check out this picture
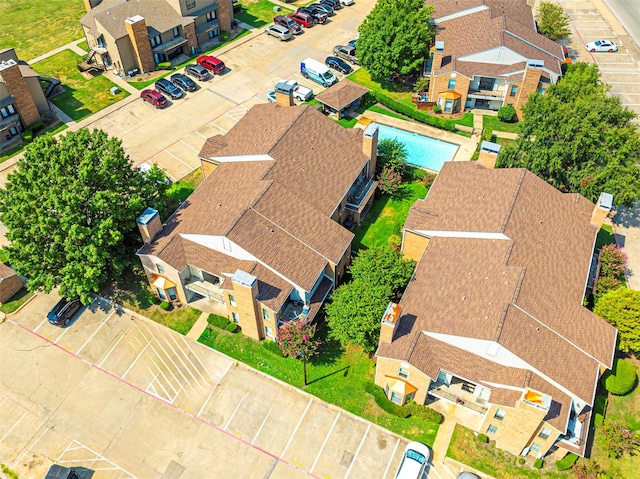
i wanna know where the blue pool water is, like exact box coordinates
[375,123,458,172]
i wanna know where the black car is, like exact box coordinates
[320,0,341,9]
[155,78,184,99]
[297,6,327,23]
[310,3,334,16]
[170,73,197,92]
[184,63,211,81]
[47,296,82,327]
[325,56,352,74]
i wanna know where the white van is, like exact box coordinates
[300,58,338,87]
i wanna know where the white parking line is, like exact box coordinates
[147,341,190,396]
[381,438,400,479]
[281,398,313,457]
[145,364,175,400]
[157,332,208,392]
[97,330,127,367]
[33,317,48,332]
[310,412,340,473]
[0,411,27,443]
[180,139,199,152]
[121,341,152,379]
[53,326,72,344]
[224,391,249,431]
[12,425,50,468]
[75,310,116,355]
[344,423,371,479]
[251,404,274,444]
[164,148,193,169]
[179,335,220,384]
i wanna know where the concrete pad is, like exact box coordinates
[211,113,244,134]
[343,426,406,479]
[149,150,194,181]
[164,140,202,169]
[600,72,640,83]
[101,108,144,134]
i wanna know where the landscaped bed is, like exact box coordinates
[32,50,129,122]
[199,320,440,446]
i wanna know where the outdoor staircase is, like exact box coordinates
[84,50,96,63]
[40,77,61,98]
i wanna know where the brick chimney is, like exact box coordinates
[217,0,234,32]
[137,207,162,244]
[379,302,401,343]
[274,81,294,107]
[125,15,156,74]
[0,59,41,128]
[231,269,263,340]
[591,192,613,229]
[362,122,378,176]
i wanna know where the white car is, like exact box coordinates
[275,79,314,102]
[340,0,355,5]
[394,441,431,479]
[585,40,618,52]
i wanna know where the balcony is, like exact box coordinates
[280,300,312,325]
[467,88,506,100]
[151,36,188,53]
[346,177,376,211]
[0,112,20,130]
[559,409,590,450]
[196,19,219,35]
[428,381,489,414]
[184,276,224,302]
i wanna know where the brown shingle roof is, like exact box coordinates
[0,263,15,278]
[384,162,616,408]
[315,79,369,111]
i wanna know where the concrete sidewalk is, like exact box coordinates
[186,312,211,340]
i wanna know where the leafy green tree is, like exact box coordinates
[497,63,640,207]
[594,288,640,353]
[377,167,402,195]
[350,247,415,294]
[599,419,640,458]
[377,138,408,177]
[357,0,434,78]
[0,128,168,303]
[277,319,321,385]
[535,2,571,41]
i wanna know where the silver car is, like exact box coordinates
[265,24,293,41]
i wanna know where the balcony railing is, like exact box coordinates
[0,112,20,130]
[467,88,506,99]
[346,177,376,209]
[151,36,188,53]
[184,276,224,302]
[559,410,591,447]
[429,385,488,414]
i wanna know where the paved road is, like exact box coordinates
[0,292,413,478]
[603,0,640,48]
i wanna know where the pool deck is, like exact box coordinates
[358,111,479,163]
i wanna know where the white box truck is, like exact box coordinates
[300,58,338,87]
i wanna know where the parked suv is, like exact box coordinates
[310,3,334,16]
[47,296,82,326]
[184,63,211,81]
[289,12,316,28]
[141,89,168,109]
[325,56,352,74]
[333,45,358,64]
[170,73,197,92]
[265,23,293,41]
[197,55,226,74]
[155,78,184,99]
[297,7,327,23]
[274,15,302,34]
[320,0,341,9]
[275,80,314,101]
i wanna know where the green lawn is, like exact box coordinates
[352,181,428,251]
[367,105,410,122]
[0,122,68,163]
[166,167,204,202]
[76,40,89,53]
[483,115,520,135]
[447,425,569,478]
[235,0,282,28]
[0,0,86,61]
[335,116,358,128]
[596,224,617,250]
[32,50,129,121]
[199,322,439,445]
[0,288,34,314]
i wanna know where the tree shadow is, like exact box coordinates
[311,319,345,367]
[305,365,350,386]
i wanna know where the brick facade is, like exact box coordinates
[0,271,23,304]
[217,0,233,32]
[229,275,264,340]
[0,61,41,127]
[513,67,543,119]
[125,16,156,74]
[402,231,429,263]
[183,22,198,56]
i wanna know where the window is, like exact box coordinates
[390,392,403,405]
[150,35,162,47]
[232,312,240,323]
[530,443,542,454]
[398,367,409,379]
[486,424,498,435]
[265,326,273,337]
[539,428,552,440]
[173,27,180,38]
[228,294,236,307]
[0,104,16,118]
[186,0,196,10]
[209,29,218,39]
[538,88,547,95]
[156,264,165,274]
[478,77,495,91]
[510,85,518,97]
[494,408,506,421]
[444,100,453,112]
[157,288,166,300]
[206,11,216,22]
[262,308,271,321]
[167,288,177,301]
[8,127,19,137]
[448,79,456,89]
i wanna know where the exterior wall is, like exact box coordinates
[375,356,433,405]
[229,279,264,341]
[125,17,155,74]
[513,67,543,119]
[480,401,548,456]
[258,303,277,339]
[526,422,561,458]
[428,72,471,108]
[0,274,23,304]
[217,0,233,32]
[402,230,430,263]
[184,23,199,56]
[139,254,189,305]
[0,63,41,127]
[24,76,49,113]
[114,36,138,74]
[334,248,351,285]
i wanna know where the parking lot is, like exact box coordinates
[0,292,411,478]
[81,1,373,181]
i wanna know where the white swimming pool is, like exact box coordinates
[376,123,459,172]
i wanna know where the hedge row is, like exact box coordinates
[207,313,240,334]
[602,358,637,395]
[555,452,578,471]
[370,90,457,132]
[364,382,410,418]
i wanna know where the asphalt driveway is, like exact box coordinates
[0,291,410,478]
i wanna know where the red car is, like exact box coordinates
[289,12,316,28]
[197,55,226,74]
[141,89,168,109]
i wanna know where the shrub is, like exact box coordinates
[482,127,494,142]
[263,339,283,356]
[602,358,637,395]
[498,105,516,122]
[364,382,410,418]
[518,458,526,465]
[599,419,640,458]
[207,313,230,329]
[378,167,402,195]
[159,301,170,310]
[148,294,159,305]
[595,274,620,297]
[432,105,442,114]
[535,2,571,41]
[477,433,488,443]
[221,31,229,41]
[30,121,44,132]
[21,130,33,142]
[534,458,544,469]
[157,61,172,70]
[405,400,443,424]
[572,461,604,479]
[599,244,627,278]
[225,322,238,333]
[370,90,457,132]
[422,172,436,189]
[413,76,430,93]
[556,452,578,471]
[388,234,402,251]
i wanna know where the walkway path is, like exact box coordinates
[27,38,87,65]
[186,312,211,340]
